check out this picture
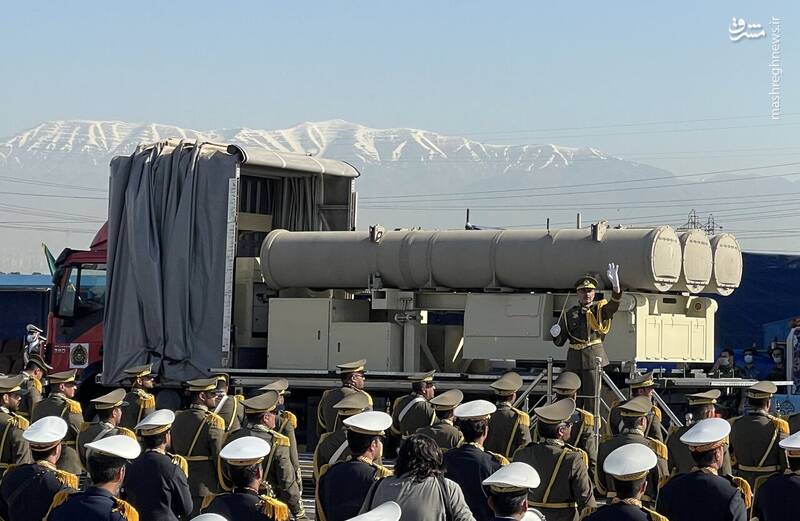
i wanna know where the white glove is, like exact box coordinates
[550,324,562,338]
[607,262,621,293]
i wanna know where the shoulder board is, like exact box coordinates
[235,394,245,402]
[360,389,374,406]
[729,475,753,509]
[281,410,298,429]
[170,453,189,477]
[137,392,155,410]
[318,462,332,479]
[511,407,530,427]
[118,427,137,440]
[45,489,74,519]
[392,396,403,410]
[578,506,597,520]
[643,506,668,521]
[647,438,669,460]
[200,493,219,511]
[12,414,29,430]
[205,412,225,430]
[373,463,394,479]
[112,497,139,521]
[658,470,676,491]
[65,398,82,415]
[260,495,290,521]
[53,469,79,489]
[31,378,42,393]
[577,408,595,427]
[272,431,290,447]
[79,421,92,433]
[488,451,510,465]
[770,415,789,434]
[566,443,589,467]
[652,405,662,421]
[4,464,17,476]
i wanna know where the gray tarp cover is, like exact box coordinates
[103,141,237,385]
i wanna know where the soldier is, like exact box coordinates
[512,398,595,521]
[485,372,531,459]
[665,389,732,475]
[76,388,137,467]
[728,381,789,490]
[124,409,193,521]
[0,417,77,521]
[391,370,436,437]
[788,411,800,434]
[596,396,668,507]
[0,374,31,478]
[313,392,372,479]
[550,371,600,478]
[224,391,306,520]
[482,462,544,521]
[444,400,508,521]
[31,369,82,474]
[171,377,225,516]
[317,411,393,521]
[202,436,288,521]
[415,389,464,451]
[46,434,141,521]
[260,379,300,490]
[550,264,623,410]
[214,373,245,432]
[318,359,373,435]
[752,430,800,521]
[607,371,664,443]
[582,444,666,521]
[657,418,749,521]
[119,364,156,431]
[18,353,51,419]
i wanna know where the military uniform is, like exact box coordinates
[391,371,437,437]
[583,500,666,521]
[444,443,507,521]
[30,393,82,475]
[552,274,622,410]
[0,405,31,478]
[123,449,193,521]
[260,379,302,487]
[0,460,77,521]
[751,470,800,521]
[77,421,136,467]
[657,468,747,521]
[484,372,531,459]
[119,363,157,431]
[18,371,43,419]
[416,418,463,451]
[313,391,373,480]
[666,423,732,476]
[45,487,138,521]
[318,359,372,435]
[788,412,800,434]
[214,374,246,432]
[551,372,602,479]
[202,488,285,521]
[729,397,789,489]
[317,457,392,521]
[606,372,664,443]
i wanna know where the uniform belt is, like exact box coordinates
[737,464,780,473]
[568,339,602,350]
[528,501,578,509]
[184,456,211,462]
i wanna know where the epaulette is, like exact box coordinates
[727,475,753,509]
[647,437,669,460]
[79,421,91,432]
[271,431,290,447]
[360,389,374,406]
[372,463,393,479]
[118,427,137,440]
[65,398,82,415]
[260,495,290,521]
[137,391,155,411]
[112,497,139,521]
[11,414,29,429]
[512,407,530,427]
[53,468,79,489]
[318,462,332,480]
[170,453,189,477]
[235,394,245,402]
[769,415,789,434]
[666,423,679,438]
[44,490,75,521]
[652,405,663,422]
[4,464,17,476]
[31,377,42,394]
[578,506,596,520]
[201,493,220,511]
[281,410,298,429]
[566,443,589,468]
[576,407,595,427]
[488,451,509,465]
[643,506,668,521]
[205,412,225,430]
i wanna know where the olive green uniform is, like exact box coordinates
[216,394,245,432]
[534,407,600,479]
[170,404,225,516]
[317,386,372,435]
[666,423,733,476]
[729,410,789,491]
[416,418,463,451]
[76,422,137,468]
[0,407,31,478]
[119,388,155,431]
[17,372,42,419]
[512,438,595,521]
[607,401,665,443]
[276,409,301,491]
[485,401,531,459]
[225,424,306,520]
[313,429,350,480]
[391,393,435,436]
[596,428,668,506]
[31,393,83,474]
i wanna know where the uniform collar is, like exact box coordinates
[611,497,643,507]
[190,404,209,412]
[692,466,718,476]
[356,455,375,465]
[543,438,565,447]
[85,486,115,498]
[251,424,270,433]
[37,460,58,470]
[442,419,454,426]
[53,392,66,400]
[146,448,166,455]
[234,487,260,496]
[465,442,485,451]
[621,428,645,437]
[0,406,9,414]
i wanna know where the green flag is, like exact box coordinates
[42,243,56,277]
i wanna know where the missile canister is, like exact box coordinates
[260,225,683,292]
[706,233,743,296]
[672,230,713,294]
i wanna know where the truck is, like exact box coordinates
[45,139,743,442]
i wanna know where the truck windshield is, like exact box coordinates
[56,264,107,318]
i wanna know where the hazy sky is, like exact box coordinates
[2,1,796,175]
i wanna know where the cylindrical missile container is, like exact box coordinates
[672,230,713,293]
[706,233,743,296]
[261,225,683,292]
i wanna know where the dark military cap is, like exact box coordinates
[626,371,655,389]
[0,374,27,394]
[409,370,435,383]
[185,377,218,392]
[28,354,53,372]
[552,372,581,393]
[333,392,371,415]
[618,396,652,417]
[747,380,778,399]
[687,389,721,406]
[490,372,523,394]
[91,388,128,410]
[534,398,576,425]
[337,359,366,374]
[575,276,598,290]
[429,389,464,411]
[259,378,289,394]
[242,391,280,414]
[48,369,77,385]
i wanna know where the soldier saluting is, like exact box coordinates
[550,263,623,411]
[485,372,531,459]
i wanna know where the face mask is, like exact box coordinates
[744,355,754,364]
[773,356,783,364]
[719,358,730,367]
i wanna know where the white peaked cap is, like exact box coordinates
[85,434,142,460]
[343,411,393,436]
[482,461,541,490]
[603,443,657,478]
[522,509,545,521]
[779,430,800,452]
[190,515,228,521]
[135,409,176,435]
[453,399,497,420]
[23,416,68,447]
[680,418,731,451]
[219,436,271,466]
[345,501,402,521]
